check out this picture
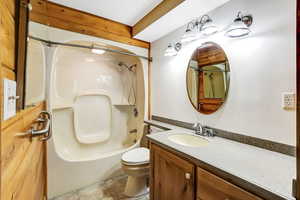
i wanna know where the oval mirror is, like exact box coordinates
[186,42,230,114]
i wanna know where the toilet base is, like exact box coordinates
[124,175,149,197]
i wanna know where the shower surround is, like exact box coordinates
[32,23,149,198]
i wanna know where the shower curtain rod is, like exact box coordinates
[29,35,152,62]
[190,66,229,72]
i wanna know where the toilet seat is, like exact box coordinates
[122,147,149,165]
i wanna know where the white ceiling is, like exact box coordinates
[48,0,229,43]
[48,0,163,26]
[134,0,230,42]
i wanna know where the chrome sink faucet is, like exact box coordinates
[193,123,215,137]
[193,123,203,135]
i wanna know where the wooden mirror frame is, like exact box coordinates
[186,42,230,114]
[15,0,30,111]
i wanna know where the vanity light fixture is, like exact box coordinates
[199,15,218,36]
[164,42,182,57]
[181,15,218,43]
[91,45,105,55]
[168,12,253,57]
[181,21,198,43]
[225,11,253,38]
[164,43,177,56]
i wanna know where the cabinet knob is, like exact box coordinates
[185,173,191,180]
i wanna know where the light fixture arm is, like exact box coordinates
[236,11,243,19]
[199,15,212,25]
[174,42,182,52]
[236,11,253,27]
[196,15,214,32]
[186,20,197,31]
[185,15,213,32]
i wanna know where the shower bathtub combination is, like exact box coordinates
[46,40,146,198]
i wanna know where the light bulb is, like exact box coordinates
[181,28,198,43]
[91,48,105,55]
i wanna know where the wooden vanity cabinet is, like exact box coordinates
[150,144,195,200]
[197,167,263,200]
[150,143,263,200]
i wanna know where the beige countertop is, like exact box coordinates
[145,120,296,200]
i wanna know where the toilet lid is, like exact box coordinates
[122,147,149,165]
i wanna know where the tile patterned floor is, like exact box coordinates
[50,175,149,200]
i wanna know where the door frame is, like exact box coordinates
[297,0,300,199]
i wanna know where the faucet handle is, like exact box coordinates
[193,123,197,129]
[193,123,203,135]
[193,122,201,129]
[203,126,215,137]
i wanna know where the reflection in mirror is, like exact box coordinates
[25,19,49,107]
[186,42,230,114]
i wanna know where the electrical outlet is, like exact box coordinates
[282,92,295,110]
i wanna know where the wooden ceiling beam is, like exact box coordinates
[30,0,150,49]
[132,0,185,37]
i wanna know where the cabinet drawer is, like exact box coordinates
[197,167,262,200]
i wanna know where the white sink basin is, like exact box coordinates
[168,134,209,147]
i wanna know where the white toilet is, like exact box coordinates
[121,147,150,197]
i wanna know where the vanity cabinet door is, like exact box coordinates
[197,167,263,200]
[150,144,195,200]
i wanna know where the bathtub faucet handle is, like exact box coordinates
[129,129,137,134]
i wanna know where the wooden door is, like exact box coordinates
[150,144,195,200]
[1,103,47,200]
